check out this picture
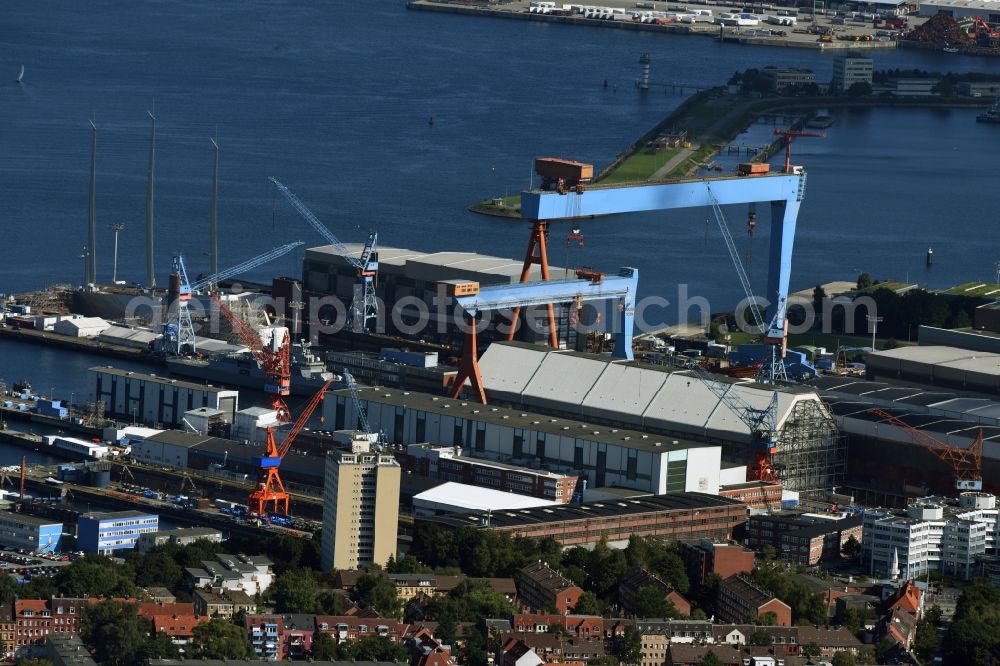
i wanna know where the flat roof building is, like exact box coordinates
[412,482,558,517]
[77,510,158,555]
[91,366,238,427]
[405,443,581,503]
[417,492,748,548]
[0,512,63,554]
[322,440,400,571]
[326,386,724,497]
[473,342,844,492]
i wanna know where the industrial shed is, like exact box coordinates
[473,342,844,492]
[866,345,1000,396]
[97,326,162,350]
[918,0,1000,21]
[53,317,110,338]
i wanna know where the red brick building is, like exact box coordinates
[679,541,756,587]
[511,614,604,640]
[617,568,692,617]
[421,494,748,548]
[13,597,88,657]
[719,481,784,511]
[746,512,862,566]
[716,576,792,626]
[516,563,583,614]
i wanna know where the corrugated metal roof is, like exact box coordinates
[477,343,822,441]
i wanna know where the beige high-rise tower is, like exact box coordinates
[321,436,400,571]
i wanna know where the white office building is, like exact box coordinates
[863,492,999,580]
[832,55,874,92]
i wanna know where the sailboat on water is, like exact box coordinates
[15,66,24,84]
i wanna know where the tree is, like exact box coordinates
[754,612,778,626]
[130,549,184,590]
[802,643,821,658]
[698,651,724,666]
[343,635,409,662]
[690,608,708,620]
[573,591,602,615]
[856,272,872,291]
[944,577,1000,665]
[846,82,872,97]
[191,619,253,660]
[270,569,318,613]
[310,632,339,661]
[352,573,402,618]
[616,625,643,666]
[80,600,149,666]
[142,633,180,661]
[840,535,861,559]
[914,618,940,660]
[55,557,138,598]
[762,545,777,561]
[632,586,679,619]
[748,630,773,646]
[812,284,827,318]
[318,589,349,615]
[831,651,856,666]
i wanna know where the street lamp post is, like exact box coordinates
[867,314,884,351]
[108,223,125,283]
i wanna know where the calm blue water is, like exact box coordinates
[2,1,1000,401]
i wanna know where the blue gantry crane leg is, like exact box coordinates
[449,267,639,404]
[519,172,806,379]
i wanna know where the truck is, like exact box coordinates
[737,162,769,176]
[534,157,594,193]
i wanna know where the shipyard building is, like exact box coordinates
[325,387,726,496]
[471,342,844,493]
[808,375,1000,500]
[91,367,238,428]
[301,244,581,348]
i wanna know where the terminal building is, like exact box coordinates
[91,366,238,428]
[0,511,63,553]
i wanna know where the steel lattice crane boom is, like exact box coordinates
[687,365,780,483]
[269,177,379,333]
[705,184,787,383]
[871,408,984,491]
[249,377,335,516]
[343,369,377,444]
[212,293,292,422]
[169,241,304,355]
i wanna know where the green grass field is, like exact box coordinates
[942,282,1000,297]
[599,147,683,185]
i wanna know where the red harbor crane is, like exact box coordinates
[773,128,824,174]
[871,408,984,491]
[249,377,335,516]
[213,294,292,423]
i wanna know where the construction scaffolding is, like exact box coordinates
[772,398,846,493]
